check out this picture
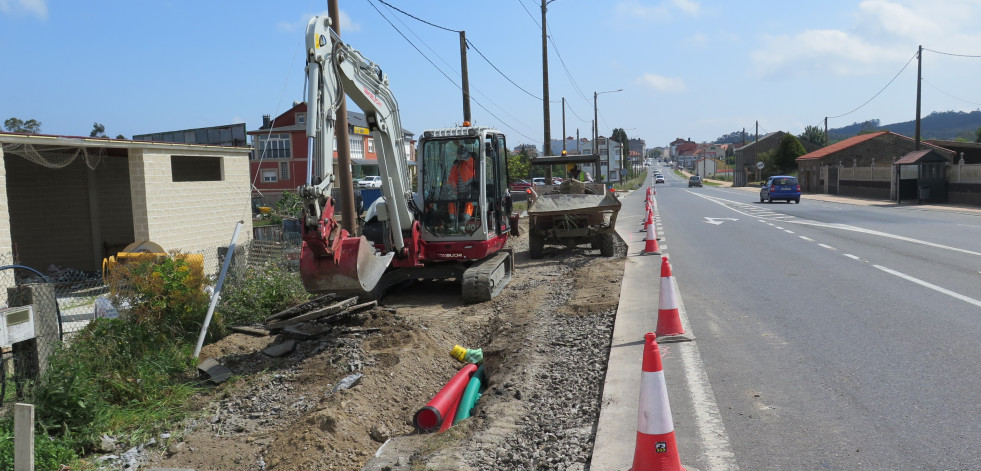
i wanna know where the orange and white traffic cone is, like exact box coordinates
[656,257,684,336]
[643,219,660,254]
[643,209,654,231]
[630,333,684,471]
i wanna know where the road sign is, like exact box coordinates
[756,161,764,169]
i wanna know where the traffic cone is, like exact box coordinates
[642,209,654,232]
[630,333,684,471]
[656,257,684,336]
[646,186,652,198]
[643,220,660,254]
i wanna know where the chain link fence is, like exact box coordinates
[1,236,303,406]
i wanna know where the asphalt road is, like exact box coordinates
[651,169,981,469]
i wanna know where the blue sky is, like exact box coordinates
[2,0,980,150]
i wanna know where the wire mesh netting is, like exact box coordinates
[0,237,302,407]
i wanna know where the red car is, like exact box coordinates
[509,179,533,192]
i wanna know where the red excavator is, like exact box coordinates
[297,16,517,304]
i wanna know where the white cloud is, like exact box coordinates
[0,0,48,20]
[637,73,686,92]
[750,0,981,79]
[277,10,360,34]
[614,0,701,21]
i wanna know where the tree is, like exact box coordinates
[975,126,981,143]
[774,134,806,173]
[611,128,630,177]
[116,134,127,140]
[90,122,107,138]
[799,125,825,147]
[4,117,42,134]
[507,149,529,182]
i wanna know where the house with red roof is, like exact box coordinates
[796,131,954,201]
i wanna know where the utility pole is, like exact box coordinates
[824,117,828,146]
[460,31,471,124]
[541,0,553,183]
[329,0,356,234]
[915,44,923,150]
[755,121,760,182]
[562,97,567,152]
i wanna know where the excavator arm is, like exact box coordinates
[298,16,413,295]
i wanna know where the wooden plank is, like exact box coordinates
[15,403,34,471]
[264,294,337,323]
[228,325,271,336]
[265,297,358,330]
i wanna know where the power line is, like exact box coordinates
[365,0,540,142]
[827,49,918,120]
[375,0,458,33]
[466,39,543,100]
[922,77,981,107]
[923,48,981,58]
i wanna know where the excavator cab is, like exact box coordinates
[418,128,511,242]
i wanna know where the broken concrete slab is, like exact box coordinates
[262,340,297,357]
[197,358,233,385]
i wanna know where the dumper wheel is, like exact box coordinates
[529,234,544,259]
[599,232,616,257]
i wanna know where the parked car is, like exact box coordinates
[760,175,801,203]
[509,179,533,192]
[531,177,545,186]
[356,175,382,189]
[655,175,665,184]
[688,176,703,187]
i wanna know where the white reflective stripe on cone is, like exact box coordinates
[637,369,674,435]
[659,276,677,310]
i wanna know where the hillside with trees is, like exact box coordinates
[828,110,981,142]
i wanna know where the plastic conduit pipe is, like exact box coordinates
[453,364,486,425]
[413,363,478,433]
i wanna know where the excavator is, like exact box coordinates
[297,16,516,304]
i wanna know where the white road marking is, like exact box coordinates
[819,244,837,250]
[844,254,860,260]
[874,265,981,308]
[674,282,739,469]
[799,236,814,241]
[783,230,795,234]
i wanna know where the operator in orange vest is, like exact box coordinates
[447,145,476,227]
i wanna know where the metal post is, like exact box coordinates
[194,221,244,359]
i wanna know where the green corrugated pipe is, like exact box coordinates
[453,364,486,425]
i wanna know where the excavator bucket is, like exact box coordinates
[300,236,394,297]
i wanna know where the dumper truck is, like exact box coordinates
[524,154,621,258]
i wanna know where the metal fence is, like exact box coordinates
[1,237,303,406]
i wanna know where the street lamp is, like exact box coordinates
[593,88,622,182]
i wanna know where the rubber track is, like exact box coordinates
[461,249,513,304]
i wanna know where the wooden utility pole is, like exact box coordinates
[460,31,471,123]
[562,97,567,152]
[329,0,356,233]
[915,44,923,150]
[541,0,553,183]
[824,117,828,146]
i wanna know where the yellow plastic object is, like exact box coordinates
[259,206,272,214]
[450,345,484,364]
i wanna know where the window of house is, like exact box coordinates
[257,133,291,159]
[296,113,306,125]
[367,137,375,154]
[280,161,290,180]
[349,136,364,158]
[171,156,223,182]
[262,169,277,182]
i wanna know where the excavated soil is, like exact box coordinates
[135,216,626,471]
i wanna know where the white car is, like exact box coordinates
[655,175,665,184]
[357,175,382,188]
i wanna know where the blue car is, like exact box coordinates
[760,175,801,203]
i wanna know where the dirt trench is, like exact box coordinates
[139,219,625,471]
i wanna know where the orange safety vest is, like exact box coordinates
[448,158,476,193]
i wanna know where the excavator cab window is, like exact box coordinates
[420,137,483,237]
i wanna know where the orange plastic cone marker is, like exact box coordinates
[643,219,661,254]
[630,333,684,471]
[656,257,684,336]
